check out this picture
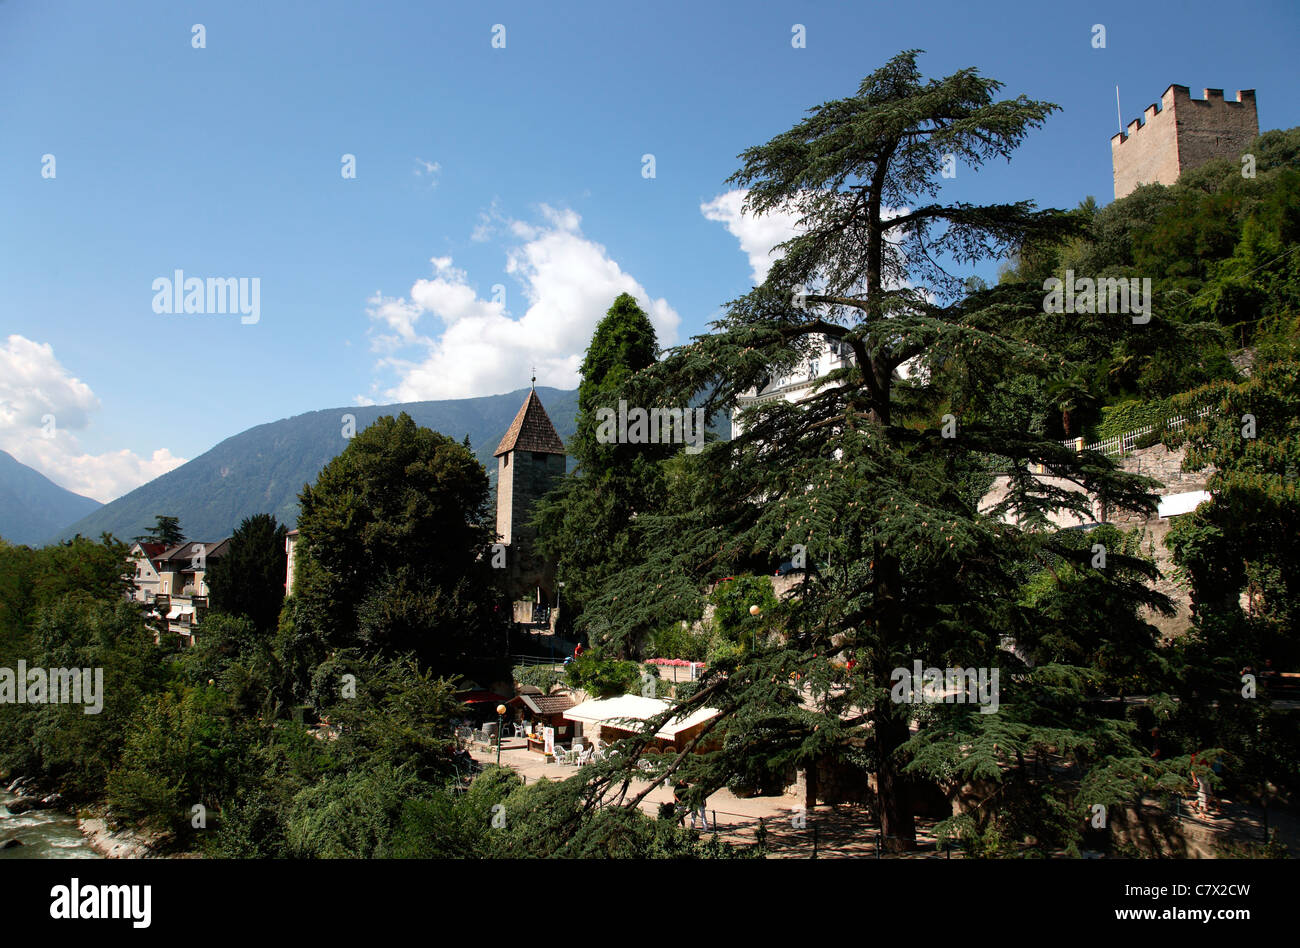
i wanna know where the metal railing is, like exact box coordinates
[509,654,564,667]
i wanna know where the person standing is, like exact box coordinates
[671,782,687,826]
[692,797,710,831]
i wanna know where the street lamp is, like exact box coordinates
[749,604,761,652]
[496,703,507,766]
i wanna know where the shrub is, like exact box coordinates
[565,651,642,698]
[647,621,709,662]
[513,664,565,693]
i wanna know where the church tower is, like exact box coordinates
[494,385,566,605]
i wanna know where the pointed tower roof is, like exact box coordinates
[494,389,566,457]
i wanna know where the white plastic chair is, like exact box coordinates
[577,747,593,767]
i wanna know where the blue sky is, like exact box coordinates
[2,0,1297,501]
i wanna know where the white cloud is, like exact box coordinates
[365,206,681,401]
[700,190,804,284]
[0,335,186,503]
[414,158,442,186]
[471,199,505,243]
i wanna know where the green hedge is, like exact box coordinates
[512,664,565,693]
[1090,398,1169,442]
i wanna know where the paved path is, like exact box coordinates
[466,738,954,857]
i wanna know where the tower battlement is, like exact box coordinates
[1110,84,1258,199]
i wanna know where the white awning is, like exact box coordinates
[563,695,720,740]
[1158,490,1211,518]
[166,606,183,619]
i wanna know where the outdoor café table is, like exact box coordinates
[527,735,546,754]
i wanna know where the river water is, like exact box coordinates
[0,790,101,859]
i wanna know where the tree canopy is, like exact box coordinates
[206,513,287,634]
[533,293,671,627]
[574,50,1173,851]
[133,515,185,547]
[291,412,502,682]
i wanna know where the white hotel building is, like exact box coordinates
[730,334,858,439]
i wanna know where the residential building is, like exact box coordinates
[125,541,167,603]
[730,333,856,439]
[137,538,230,647]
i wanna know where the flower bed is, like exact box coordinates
[644,658,705,668]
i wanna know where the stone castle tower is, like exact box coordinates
[1111,85,1258,199]
[494,386,566,606]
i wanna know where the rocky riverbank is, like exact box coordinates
[76,816,165,859]
[2,774,163,859]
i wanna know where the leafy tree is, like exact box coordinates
[293,413,500,678]
[285,764,426,858]
[207,719,335,857]
[0,534,132,647]
[206,513,288,634]
[580,50,1169,850]
[178,612,280,717]
[317,653,462,784]
[566,651,643,698]
[107,684,261,832]
[1155,361,1300,805]
[1166,362,1300,666]
[1189,168,1300,346]
[0,596,169,801]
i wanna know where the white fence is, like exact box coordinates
[1061,407,1212,459]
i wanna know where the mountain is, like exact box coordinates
[0,449,103,546]
[52,387,581,544]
